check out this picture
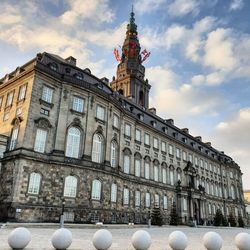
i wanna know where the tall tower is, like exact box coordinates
[111,9,151,109]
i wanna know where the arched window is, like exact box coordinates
[206,181,210,195]
[154,165,159,182]
[154,194,160,207]
[92,134,104,163]
[123,155,130,174]
[92,180,101,200]
[224,185,228,198]
[135,190,140,207]
[145,192,151,208]
[110,141,118,167]
[111,183,117,202]
[162,168,167,184]
[163,196,168,209]
[28,172,41,194]
[170,168,174,185]
[64,176,77,197]
[144,161,150,179]
[231,185,236,199]
[65,127,81,158]
[211,183,214,196]
[34,128,47,153]
[135,158,141,177]
[9,127,19,150]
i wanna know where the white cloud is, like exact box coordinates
[213,107,250,189]
[134,0,166,15]
[229,0,244,11]
[168,0,200,17]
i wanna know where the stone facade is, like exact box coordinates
[0,12,246,224]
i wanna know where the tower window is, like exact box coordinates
[139,90,144,106]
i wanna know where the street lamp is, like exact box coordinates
[60,199,65,228]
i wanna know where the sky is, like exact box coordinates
[0,0,250,189]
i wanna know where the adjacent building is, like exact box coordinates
[0,11,246,224]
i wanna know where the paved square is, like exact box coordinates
[0,225,249,250]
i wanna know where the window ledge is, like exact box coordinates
[112,125,119,131]
[124,134,131,140]
[39,98,54,108]
[4,105,12,111]
[70,109,85,116]
[134,140,141,145]
[16,98,25,105]
[95,117,106,125]
[153,147,159,152]
[144,144,150,148]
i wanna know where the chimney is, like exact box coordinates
[195,136,202,141]
[101,77,109,85]
[65,56,76,66]
[148,107,156,115]
[182,128,189,133]
[165,119,174,125]
[205,142,212,147]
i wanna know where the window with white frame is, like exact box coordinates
[206,182,210,195]
[163,196,168,209]
[231,185,235,199]
[9,127,19,150]
[111,183,117,202]
[65,127,81,158]
[154,194,160,207]
[92,133,103,163]
[92,180,101,200]
[110,141,117,167]
[235,207,238,216]
[113,114,119,128]
[177,171,181,181]
[144,162,150,179]
[162,168,167,184]
[154,165,159,182]
[145,193,151,208]
[144,133,150,145]
[200,159,204,168]
[123,155,130,174]
[153,137,159,149]
[183,151,187,161]
[64,176,77,197]
[230,171,233,178]
[183,197,187,211]
[213,204,216,215]
[6,91,14,107]
[224,186,228,198]
[28,172,41,194]
[170,169,174,185]
[18,84,27,101]
[226,206,229,215]
[196,177,200,189]
[123,188,129,205]
[135,129,141,142]
[208,203,212,214]
[135,159,141,177]
[124,123,131,137]
[72,96,84,113]
[34,128,47,153]
[176,148,181,159]
[161,141,166,152]
[210,164,213,171]
[215,185,218,196]
[169,144,174,155]
[189,154,193,163]
[135,190,140,207]
[96,105,105,121]
[211,183,214,195]
[214,165,217,174]
[195,157,198,166]
[42,86,53,103]
[204,161,208,170]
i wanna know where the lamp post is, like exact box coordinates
[60,199,65,228]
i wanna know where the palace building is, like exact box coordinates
[0,11,246,224]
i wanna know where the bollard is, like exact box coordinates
[51,228,72,250]
[132,230,152,250]
[203,231,223,250]
[235,232,250,250]
[8,227,31,249]
[92,229,112,250]
[168,231,188,250]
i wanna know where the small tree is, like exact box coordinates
[170,202,179,226]
[222,216,229,226]
[238,215,244,228]
[213,209,223,226]
[151,206,163,226]
[228,213,236,227]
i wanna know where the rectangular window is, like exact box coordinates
[42,86,53,103]
[153,137,159,149]
[183,197,187,211]
[135,191,140,207]
[195,157,198,166]
[40,108,50,116]
[183,151,187,161]
[176,148,181,159]
[189,154,193,163]
[154,194,160,207]
[169,144,174,155]
[34,129,47,153]
[72,96,84,113]
[144,133,150,145]
[124,155,130,174]
[123,188,129,205]
[145,193,151,208]
[163,196,168,209]
[135,159,141,177]
[16,107,22,116]
[135,129,141,142]
[200,159,204,168]
[230,171,233,178]
[204,161,208,170]
[154,165,159,181]
[111,184,117,202]
[162,168,167,184]
[144,162,150,179]
[124,123,131,137]
[3,112,9,121]
[6,91,14,107]
[161,141,166,152]
[9,128,19,150]
[18,84,27,101]
[113,114,119,128]
[96,105,105,120]
[214,165,217,174]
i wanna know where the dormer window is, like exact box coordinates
[137,113,144,121]
[65,68,71,74]
[151,120,156,128]
[190,142,195,147]
[173,132,178,138]
[162,127,168,134]
[75,73,84,80]
[182,137,187,143]
[198,146,202,151]
[49,63,58,71]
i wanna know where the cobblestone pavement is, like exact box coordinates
[0,225,249,250]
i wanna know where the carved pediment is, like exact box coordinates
[34,117,52,129]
